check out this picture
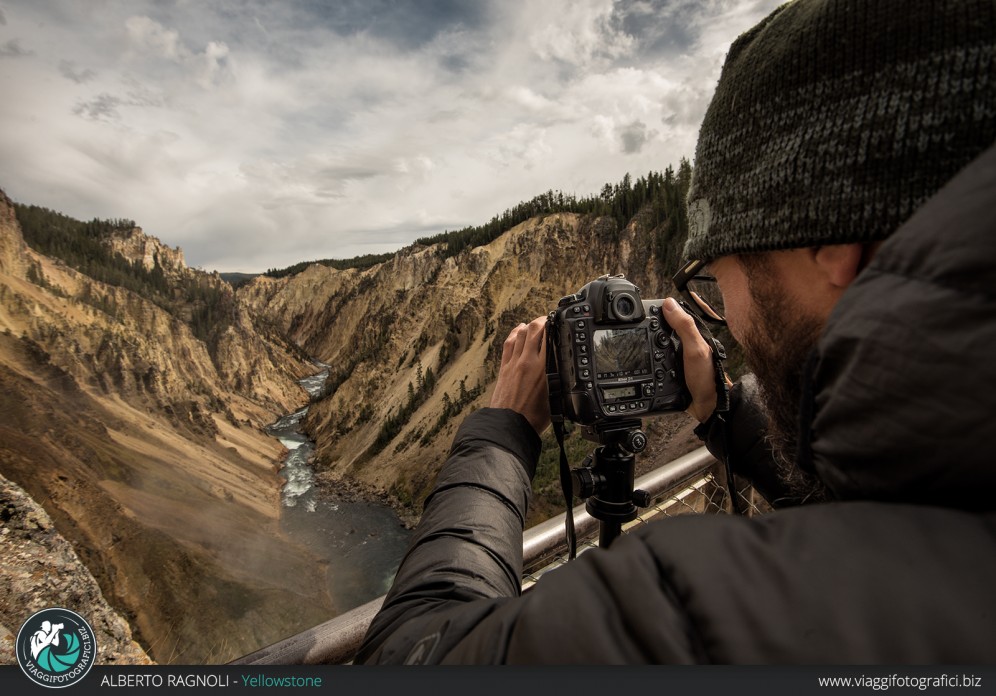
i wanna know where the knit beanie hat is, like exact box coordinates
[683,0,996,263]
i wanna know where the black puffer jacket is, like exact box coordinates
[357,146,996,664]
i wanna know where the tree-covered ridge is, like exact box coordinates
[14,203,233,345]
[14,205,161,292]
[417,161,693,260]
[263,252,396,279]
[219,272,260,288]
[263,160,693,279]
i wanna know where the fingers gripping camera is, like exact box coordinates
[547,275,693,426]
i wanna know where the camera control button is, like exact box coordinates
[572,306,582,314]
[580,369,590,379]
[577,332,587,341]
[649,318,660,331]
[576,320,586,329]
[654,332,669,348]
[579,357,590,366]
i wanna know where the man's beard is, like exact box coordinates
[739,258,831,504]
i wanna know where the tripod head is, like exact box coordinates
[579,418,648,451]
[571,419,653,549]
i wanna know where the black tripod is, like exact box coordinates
[571,419,652,549]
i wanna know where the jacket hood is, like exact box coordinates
[803,143,996,510]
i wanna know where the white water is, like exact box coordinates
[265,360,412,610]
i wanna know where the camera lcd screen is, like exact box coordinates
[593,328,650,376]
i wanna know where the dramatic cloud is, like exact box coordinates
[58,60,97,84]
[620,120,658,154]
[0,38,30,57]
[0,0,783,272]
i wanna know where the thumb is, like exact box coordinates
[663,298,705,349]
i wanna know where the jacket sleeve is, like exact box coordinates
[356,407,541,664]
[694,377,809,508]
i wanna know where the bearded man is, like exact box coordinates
[359,0,996,664]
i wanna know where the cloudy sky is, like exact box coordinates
[0,0,783,272]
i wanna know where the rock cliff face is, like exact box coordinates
[242,211,702,520]
[0,190,26,278]
[0,190,330,663]
[105,227,186,275]
[0,474,151,665]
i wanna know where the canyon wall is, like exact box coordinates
[242,211,702,523]
[0,190,330,663]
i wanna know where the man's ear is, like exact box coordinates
[814,243,865,289]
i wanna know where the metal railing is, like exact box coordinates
[232,446,762,666]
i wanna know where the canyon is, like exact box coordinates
[0,172,710,663]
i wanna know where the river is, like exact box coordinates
[266,362,412,616]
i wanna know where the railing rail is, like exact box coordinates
[231,446,724,666]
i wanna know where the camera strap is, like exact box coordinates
[682,306,744,515]
[675,302,743,514]
[545,316,578,561]
[678,299,731,415]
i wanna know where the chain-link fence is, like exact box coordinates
[522,453,769,588]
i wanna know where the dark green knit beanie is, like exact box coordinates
[683,0,996,263]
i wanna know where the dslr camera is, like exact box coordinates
[547,275,691,428]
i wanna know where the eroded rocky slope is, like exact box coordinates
[242,211,704,523]
[0,189,331,663]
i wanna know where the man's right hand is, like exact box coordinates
[490,316,551,435]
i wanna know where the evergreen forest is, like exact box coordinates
[14,204,234,345]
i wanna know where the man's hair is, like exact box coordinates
[683,0,996,263]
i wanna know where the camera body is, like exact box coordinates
[548,275,690,426]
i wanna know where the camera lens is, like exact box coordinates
[613,294,636,319]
